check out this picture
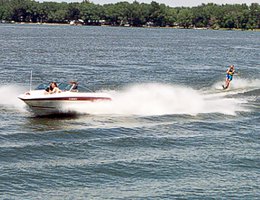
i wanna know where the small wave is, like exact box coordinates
[63,83,248,116]
[232,45,259,50]
[240,88,260,96]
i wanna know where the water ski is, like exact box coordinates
[222,85,228,90]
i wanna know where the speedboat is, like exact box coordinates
[18,82,112,116]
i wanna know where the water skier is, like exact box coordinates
[223,65,235,89]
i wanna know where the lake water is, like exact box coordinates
[0,24,259,199]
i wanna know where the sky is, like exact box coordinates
[52,0,259,7]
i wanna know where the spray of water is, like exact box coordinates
[212,78,260,91]
[65,83,248,116]
[0,85,26,111]
[1,81,255,116]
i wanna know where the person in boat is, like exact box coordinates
[70,81,78,92]
[45,82,61,94]
[223,65,235,89]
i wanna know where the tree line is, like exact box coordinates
[0,0,260,30]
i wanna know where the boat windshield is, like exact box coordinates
[58,83,72,91]
[35,83,49,90]
[34,82,91,92]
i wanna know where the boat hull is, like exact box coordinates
[18,91,111,116]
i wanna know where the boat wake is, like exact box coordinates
[64,82,252,116]
[211,78,260,92]
[1,79,258,117]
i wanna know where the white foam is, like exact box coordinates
[64,83,248,116]
[0,85,27,111]
[231,78,260,90]
[213,78,260,91]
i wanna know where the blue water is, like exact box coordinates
[0,24,259,199]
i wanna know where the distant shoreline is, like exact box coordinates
[1,1,259,31]
[2,22,260,32]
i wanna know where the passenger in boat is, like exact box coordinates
[45,82,61,94]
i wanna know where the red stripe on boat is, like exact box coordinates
[23,97,111,101]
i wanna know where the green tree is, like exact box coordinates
[248,3,260,29]
[164,7,177,26]
[67,2,81,21]
[146,1,167,26]
[0,0,13,21]
[177,8,193,28]
[80,2,104,23]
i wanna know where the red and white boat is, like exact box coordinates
[18,82,111,116]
